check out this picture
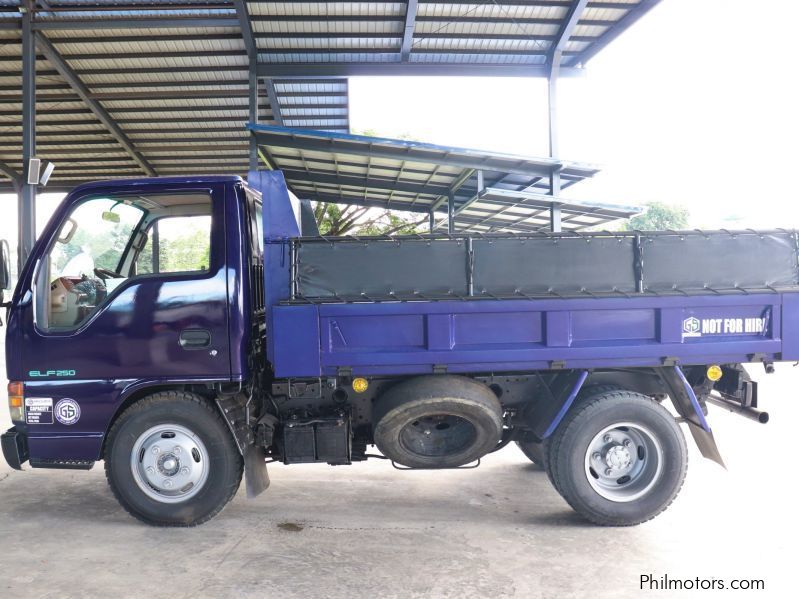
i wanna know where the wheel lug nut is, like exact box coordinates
[592,452,601,460]
[173,447,181,454]
[623,439,632,447]
[151,446,160,454]
[163,479,173,488]
[180,467,189,475]
[146,467,155,475]
[603,435,612,443]
[605,468,613,476]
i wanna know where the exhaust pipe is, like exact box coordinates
[706,394,769,424]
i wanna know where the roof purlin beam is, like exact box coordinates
[257,63,582,78]
[0,161,21,191]
[548,0,589,63]
[252,131,564,178]
[264,80,283,125]
[33,33,156,176]
[400,0,419,61]
[283,169,450,197]
[32,17,238,31]
[232,0,256,60]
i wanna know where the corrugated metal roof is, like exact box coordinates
[249,123,638,233]
[0,1,660,192]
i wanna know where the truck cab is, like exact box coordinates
[3,176,261,469]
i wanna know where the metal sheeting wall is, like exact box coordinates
[291,230,799,301]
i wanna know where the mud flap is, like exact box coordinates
[656,366,725,468]
[244,445,270,498]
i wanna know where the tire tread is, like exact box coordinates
[548,389,688,526]
[104,390,243,527]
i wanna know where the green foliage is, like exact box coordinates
[313,202,426,236]
[137,217,211,274]
[159,228,210,272]
[626,202,690,231]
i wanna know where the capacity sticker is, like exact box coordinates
[25,397,53,425]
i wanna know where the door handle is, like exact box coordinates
[179,329,211,350]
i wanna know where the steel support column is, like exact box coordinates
[447,191,455,234]
[547,49,562,233]
[249,64,259,170]
[235,0,263,170]
[428,210,434,233]
[20,0,36,271]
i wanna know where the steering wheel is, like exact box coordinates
[94,267,123,280]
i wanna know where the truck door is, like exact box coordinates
[22,183,231,385]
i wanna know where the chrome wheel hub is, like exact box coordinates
[605,445,632,470]
[584,422,664,503]
[157,453,180,477]
[130,424,209,504]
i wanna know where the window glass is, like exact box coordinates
[245,190,263,257]
[44,198,143,330]
[136,215,212,275]
[37,191,213,332]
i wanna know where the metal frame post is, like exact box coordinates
[447,191,455,234]
[547,49,562,233]
[428,210,434,233]
[20,0,37,271]
[248,64,259,170]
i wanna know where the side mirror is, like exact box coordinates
[0,239,10,290]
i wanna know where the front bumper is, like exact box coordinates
[2,427,29,470]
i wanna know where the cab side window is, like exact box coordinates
[135,216,212,275]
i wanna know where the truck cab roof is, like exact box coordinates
[69,175,247,196]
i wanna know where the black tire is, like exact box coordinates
[516,439,546,467]
[105,391,243,527]
[548,390,687,526]
[544,383,623,491]
[373,375,504,469]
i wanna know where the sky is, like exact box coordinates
[3,0,799,264]
[349,0,799,229]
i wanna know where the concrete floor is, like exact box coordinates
[1,339,797,597]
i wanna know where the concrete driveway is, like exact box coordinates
[1,339,796,598]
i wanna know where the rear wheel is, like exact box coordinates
[544,383,623,490]
[547,390,687,526]
[105,391,243,526]
[516,439,546,468]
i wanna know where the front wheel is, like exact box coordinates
[105,391,243,526]
[548,390,687,526]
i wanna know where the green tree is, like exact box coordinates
[626,202,689,231]
[312,129,428,236]
[313,202,427,236]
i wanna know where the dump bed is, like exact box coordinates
[254,171,799,378]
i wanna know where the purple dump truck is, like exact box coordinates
[1,171,790,526]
